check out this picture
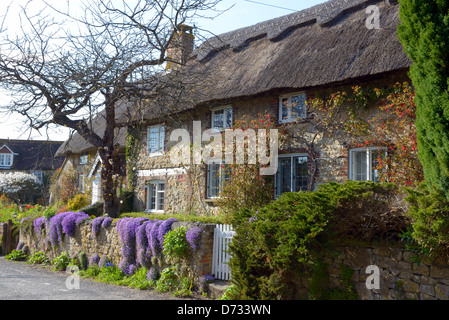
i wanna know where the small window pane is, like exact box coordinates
[225,108,233,128]
[293,156,308,192]
[371,150,382,183]
[157,183,165,211]
[148,125,164,154]
[291,95,306,119]
[352,151,367,181]
[212,110,224,129]
[281,98,289,122]
[208,163,220,198]
[276,158,292,196]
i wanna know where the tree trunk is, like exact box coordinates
[99,97,121,218]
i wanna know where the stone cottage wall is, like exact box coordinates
[19,219,215,278]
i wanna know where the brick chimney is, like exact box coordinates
[166,24,194,71]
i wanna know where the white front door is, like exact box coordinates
[91,172,101,204]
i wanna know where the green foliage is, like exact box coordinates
[79,202,103,217]
[397,0,449,199]
[27,251,50,265]
[403,183,449,261]
[219,284,240,300]
[67,194,89,212]
[43,206,57,220]
[155,265,192,296]
[163,227,188,262]
[82,264,101,278]
[121,267,150,290]
[5,249,27,261]
[120,211,226,224]
[52,251,71,271]
[95,265,124,284]
[230,189,334,300]
[78,251,88,270]
[229,181,407,300]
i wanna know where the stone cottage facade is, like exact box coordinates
[55,0,412,215]
[127,0,411,215]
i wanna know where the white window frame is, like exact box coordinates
[206,162,231,199]
[80,154,88,165]
[279,92,307,124]
[31,170,43,184]
[349,147,387,183]
[79,174,85,193]
[145,181,165,213]
[147,125,165,156]
[0,153,13,167]
[274,153,309,198]
[211,105,233,131]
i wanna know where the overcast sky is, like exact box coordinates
[0,0,328,141]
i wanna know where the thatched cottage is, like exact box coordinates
[56,0,412,215]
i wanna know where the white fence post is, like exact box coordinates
[212,224,235,280]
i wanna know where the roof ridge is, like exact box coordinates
[195,0,385,61]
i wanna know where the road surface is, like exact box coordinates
[0,256,200,300]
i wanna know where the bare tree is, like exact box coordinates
[0,0,223,218]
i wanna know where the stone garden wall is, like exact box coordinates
[325,245,449,300]
[16,216,449,299]
[19,219,215,279]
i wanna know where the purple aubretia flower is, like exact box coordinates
[116,217,148,274]
[33,216,46,235]
[89,253,100,267]
[61,212,89,238]
[186,226,202,252]
[146,267,159,282]
[101,217,112,228]
[92,217,105,236]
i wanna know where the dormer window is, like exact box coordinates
[279,92,307,123]
[0,145,15,168]
[211,106,233,131]
[0,153,13,167]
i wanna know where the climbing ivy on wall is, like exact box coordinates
[126,125,140,191]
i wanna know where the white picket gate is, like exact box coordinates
[212,224,235,280]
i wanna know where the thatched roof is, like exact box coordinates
[185,0,409,102]
[58,0,411,156]
[55,108,128,156]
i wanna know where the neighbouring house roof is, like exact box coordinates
[0,139,65,171]
[58,0,411,155]
[55,108,128,157]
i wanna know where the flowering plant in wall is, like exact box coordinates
[116,217,179,276]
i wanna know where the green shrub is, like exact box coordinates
[163,227,188,262]
[120,267,150,290]
[43,206,57,220]
[155,265,191,296]
[229,181,408,300]
[28,251,50,265]
[81,265,101,278]
[79,201,103,217]
[52,251,71,271]
[96,265,124,284]
[5,249,27,261]
[67,194,89,212]
[120,212,226,224]
[403,183,449,262]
